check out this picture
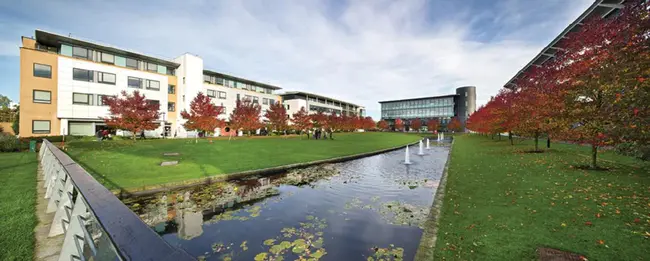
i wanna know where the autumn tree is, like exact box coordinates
[264,101,289,135]
[394,118,404,131]
[377,120,389,131]
[229,99,262,136]
[410,118,422,132]
[427,118,439,133]
[362,116,375,130]
[555,0,649,168]
[447,117,463,133]
[291,107,312,139]
[102,90,160,140]
[181,92,224,142]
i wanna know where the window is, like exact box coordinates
[236,94,240,101]
[166,68,175,76]
[97,72,116,84]
[263,98,268,105]
[72,46,89,59]
[286,104,290,110]
[253,97,259,104]
[207,89,216,97]
[72,68,93,82]
[101,53,114,64]
[33,90,51,104]
[465,91,468,97]
[33,63,51,78]
[97,95,110,106]
[147,100,160,107]
[204,75,213,83]
[32,120,51,134]
[168,85,175,94]
[146,63,158,72]
[244,95,252,101]
[128,77,143,88]
[168,102,175,112]
[270,99,275,105]
[73,93,92,105]
[218,91,226,99]
[146,80,160,90]
[126,58,138,69]
[216,78,224,85]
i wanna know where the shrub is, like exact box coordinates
[616,142,650,161]
[0,133,20,152]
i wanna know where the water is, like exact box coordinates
[126,142,450,261]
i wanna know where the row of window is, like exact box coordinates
[309,105,342,115]
[127,76,160,90]
[304,97,358,111]
[235,94,275,105]
[207,89,227,99]
[382,98,454,110]
[381,107,454,118]
[203,74,274,95]
[71,93,113,106]
[61,44,175,76]
[71,67,162,91]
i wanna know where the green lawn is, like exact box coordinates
[65,132,420,191]
[0,153,38,261]
[432,135,650,260]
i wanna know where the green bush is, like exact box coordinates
[0,133,20,152]
[616,142,650,161]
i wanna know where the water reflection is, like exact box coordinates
[125,141,451,261]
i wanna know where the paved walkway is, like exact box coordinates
[34,165,63,261]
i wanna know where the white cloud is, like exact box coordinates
[0,0,593,119]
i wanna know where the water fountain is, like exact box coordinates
[404,146,412,164]
[426,138,430,149]
[418,140,425,155]
[441,132,445,140]
[437,133,441,141]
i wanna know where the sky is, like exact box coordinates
[0,0,593,119]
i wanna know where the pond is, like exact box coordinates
[125,140,450,261]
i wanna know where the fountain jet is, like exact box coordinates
[418,140,425,155]
[404,146,412,164]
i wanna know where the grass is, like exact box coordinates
[65,132,421,191]
[0,153,38,261]
[431,135,650,260]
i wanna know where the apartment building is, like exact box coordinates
[19,30,284,137]
[280,91,365,119]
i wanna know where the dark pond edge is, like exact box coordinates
[414,138,454,261]
[115,140,422,198]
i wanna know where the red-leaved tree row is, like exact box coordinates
[466,0,649,168]
[102,92,377,140]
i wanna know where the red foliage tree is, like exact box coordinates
[264,101,288,134]
[377,120,389,130]
[362,116,375,130]
[410,118,422,132]
[427,118,439,133]
[102,90,160,140]
[229,99,262,136]
[181,92,224,141]
[447,117,463,132]
[291,107,312,138]
[394,118,404,131]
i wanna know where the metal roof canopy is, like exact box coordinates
[280,91,363,108]
[378,94,458,104]
[203,69,282,90]
[34,29,181,68]
[504,0,626,89]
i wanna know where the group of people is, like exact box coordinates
[95,129,112,141]
[309,128,333,140]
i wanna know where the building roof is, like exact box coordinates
[503,0,626,88]
[378,94,457,104]
[279,91,363,108]
[34,29,180,68]
[203,69,282,90]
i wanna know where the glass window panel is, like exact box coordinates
[72,68,93,82]
[128,77,142,88]
[101,53,114,64]
[114,56,126,67]
[126,58,138,69]
[168,102,175,112]
[168,85,175,94]
[218,91,226,99]
[72,46,89,59]
[60,44,73,56]
[33,63,52,78]
[33,90,51,103]
[98,72,116,84]
[73,93,92,105]
[207,90,216,97]
[147,80,160,90]
[69,122,93,135]
[32,120,51,134]
[147,63,157,72]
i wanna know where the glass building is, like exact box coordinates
[379,86,476,131]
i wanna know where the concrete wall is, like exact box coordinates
[455,86,476,126]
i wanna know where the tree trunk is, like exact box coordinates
[591,145,598,169]
[509,131,513,145]
[132,132,136,141]
[498,134,501,140]
[547,137,551,148]
[534,132,539,151]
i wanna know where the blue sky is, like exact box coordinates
[0,0,592,119]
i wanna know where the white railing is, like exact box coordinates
[39,140,195,261]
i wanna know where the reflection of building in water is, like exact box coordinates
[140,195,170,226]
[176,210,203,240]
